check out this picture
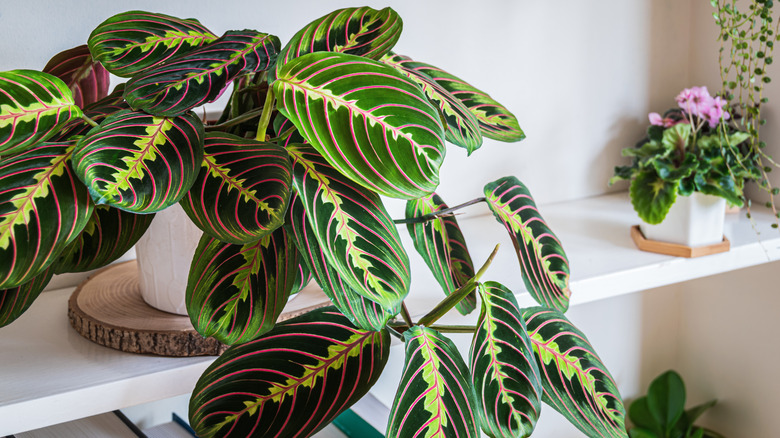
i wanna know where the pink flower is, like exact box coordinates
[649,112,663,126]
[676,86,714,119]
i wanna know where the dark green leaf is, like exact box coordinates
[0,70,83,155]
[484,176,571,312]
[405,193,476,315]
[186,227,298,345]
[0,143,93,288]
[285,194,396,331]
[630,169,678,224]
[470,282,542,437]
[0,266,53,327]
[72,109,204,213]
[180,132,292,245]
[646,370,686,437]
[523,307,628,438]
[288,143,410,313]
[276,6,402,67]
[125,30,281,117]
[387,326,479,438]
[88,11,218,77]
[275,52,446,199]
[189,306,390,438]
[55,205,154,273]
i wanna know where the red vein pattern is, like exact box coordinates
[275,51,446,200]
[43,44,110,108]
[0,142,93,289]
[406,193,477,315]
[0,265,53,327]
[181,131,292,245]
[0,70,83,155]
[54,205,154,274]
[72,109,204,213]
[124,30,281,117]
[186,227,298,346]
[522,307,627,438]
[387,325,480,438]
[88,11,217,78]
[189,307,389,438]
[388,56,525,143]
[383,52,483,154]
[484,176,571,312]
[286,194,397,331]
[288,143,410,313]
[276,6,402,68]
[470,282,542,437]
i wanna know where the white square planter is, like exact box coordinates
[639,192,726,247]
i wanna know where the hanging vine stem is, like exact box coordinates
[204,108,264,131]
[393,196,486,225]
[714,0,780,227]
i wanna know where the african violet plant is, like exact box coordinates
[0,6,628,438]
[611,86,760,224]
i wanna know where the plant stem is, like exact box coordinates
[417,243,499,327]
[255,87,276,142]
[426,324,478,334]
[204,108,264,131]
[81,115,99,128]
[393,197,486,225]
[400,302,414,327]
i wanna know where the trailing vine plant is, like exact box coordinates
[713,0,780,227]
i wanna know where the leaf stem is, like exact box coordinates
[400,302,414,327]
[417,243,499,327]
[81,115,99,128]
[255,87,276,142]
[393,197,486,225]
[426,324,478,333]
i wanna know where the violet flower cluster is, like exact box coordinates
[649,86,729,129]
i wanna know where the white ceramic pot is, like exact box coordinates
[135,204,202,315]
[639,192,726,247]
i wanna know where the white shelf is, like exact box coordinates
[402,192,780,314]
[1,191,778,435]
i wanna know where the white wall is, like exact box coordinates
[0,0,693,204]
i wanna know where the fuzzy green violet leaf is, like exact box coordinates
[391,56,524,143]
[43,45,110,108]
[0,70,84,156]
[522,306,628,438]
[629,168,678,225]
[55,205,154,274]
[275,52,446,199]
[88,11,218,78]
[387,325,480,438]
[405,193,476,315]
[180,132,292,245]
[285,194,397,331]
[288,143,410,313]
[0,142,94,289]
[383,52,483,154]
[276,6,402,68]
[72,109,204,213]
[189,306,390,438]
[484,176,571,312]
[124,30,281,117]
[470,282,542,438]
[0,266,53,327]
[186,227,298,346]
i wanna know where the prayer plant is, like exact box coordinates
[0,7,628,438]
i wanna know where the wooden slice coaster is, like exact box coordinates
[68,261,332,357]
